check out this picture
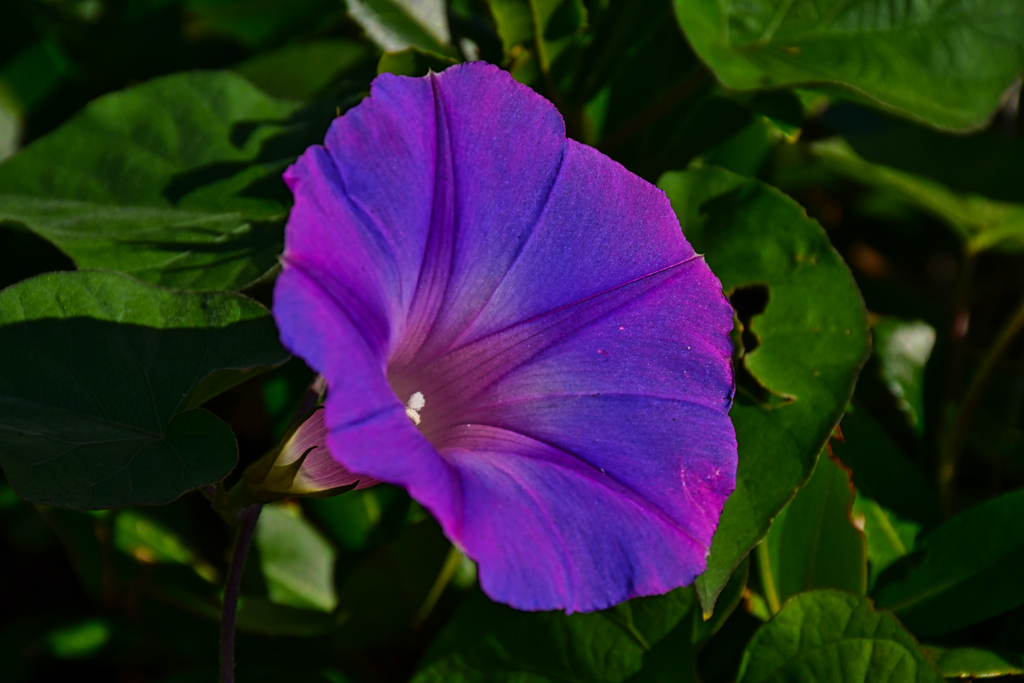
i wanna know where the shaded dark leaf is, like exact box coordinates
[0,270,287,509]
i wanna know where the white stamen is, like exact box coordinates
[407,391,425,411]
[405,391,425,425]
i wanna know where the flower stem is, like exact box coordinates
[755,541,780,615]
[220,505,262,683]
[413,544,462,628]
[940,294,1024,514]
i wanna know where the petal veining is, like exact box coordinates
[273,61,737,613]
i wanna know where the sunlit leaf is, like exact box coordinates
[872,318,935,435]
[853,493,921,589]
[343,0,452,54]
[114,508,218,582]
[115,510,195,565]
[673,0,1024,130]
[736,590,943,683]
[255,503,338,613]
[922,646,1024,679]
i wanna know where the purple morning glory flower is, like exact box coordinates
[272,62,736,613]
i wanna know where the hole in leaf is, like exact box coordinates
[729,283,769,356]
[728,283,794,409]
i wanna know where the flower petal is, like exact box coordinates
[274,62,737,613]
[441,426,717,611]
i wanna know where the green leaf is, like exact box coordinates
[812,137,1024,254]
[234,40,375,101]
[377,47,458,77]
[489,0,587,67]
[414,587,696,682]
[114,507,219,583]
[0,270,288,509]
[255,503,338,612]
[185,0,341,50]
[672,0,1024,131]
[693,557,749,644]
[736,590,943,683]
[831,407,938,589]
[343,0,452,54]
[836,114,1024,205]
[306,485,405,553]
[0,84,20,163]
[626,602,700,683]
[761,452,867,609]
[852,493,921,590]
[659,165,869,614]
[45,618,111,660]
[699,117,787,179]
[831,408,942,528]
[922,646,1024,679]
[1,39,73,114]
[115,509,197,566]
[873,488,1024,638]
[872,318,935,435]
[0,71,303,291]
[571,1,755,178]
[335,519,455,652]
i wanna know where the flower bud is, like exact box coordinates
[259,408,380,497]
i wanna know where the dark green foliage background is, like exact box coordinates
[2,0,1024,681]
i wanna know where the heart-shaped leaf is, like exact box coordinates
[737,590,943,683]
[414,588,696,682]
[0,270,288,509]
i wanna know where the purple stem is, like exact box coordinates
[220,505,262,683]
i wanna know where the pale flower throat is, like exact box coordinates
[405,391,425,425]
